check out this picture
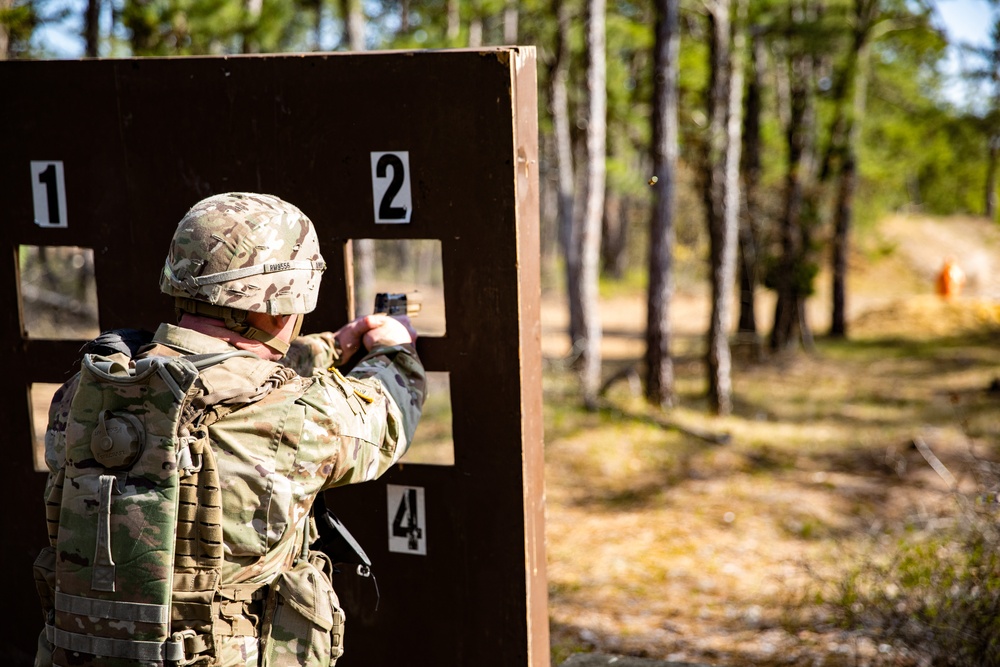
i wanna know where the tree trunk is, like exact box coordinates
[703,0,745,416]
[770,1,817,352]
[828,0,874,338]
[737,26,764,355]
[771,96,803,348]
[830,45,871,335]
[646,0,680,409]
[549,0,577,342]
[446,0,460,43]
[985,14,1000,220]
[85,0,101,57]
[830,154,854,335]
[470,22,483,47]
[241,0,264,53]
[540,134,562,281]
[340,0,365,50]
[571,0,607,408]
[504,0,518,44]
[601,187,628,279]
[986,134,999,221]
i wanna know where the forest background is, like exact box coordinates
[5,0,1000,665]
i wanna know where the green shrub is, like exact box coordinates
[832,455,1000,666]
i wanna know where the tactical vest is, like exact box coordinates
[40,349,267,666]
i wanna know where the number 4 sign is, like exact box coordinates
[30,161,68,228]
[387,484,426,555]
[370,151,412,224]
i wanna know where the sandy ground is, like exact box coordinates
[541,213,1000,667]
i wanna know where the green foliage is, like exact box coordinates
[0,0,40,57]
[119,0,317,55]
[832,487,1000,665]
[917,112,991,215]
[854,5,962,220]
[605,2,654,190]
[761,253,819,297]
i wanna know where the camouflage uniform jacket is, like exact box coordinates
[39,323,425,665]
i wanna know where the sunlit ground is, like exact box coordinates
[542,214,1000,666]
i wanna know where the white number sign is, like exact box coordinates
[370,151,412,224]
[387,484,426,555]
[31,161,68,228]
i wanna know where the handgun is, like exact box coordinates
[373,292,422,317]
[339,292,421,373]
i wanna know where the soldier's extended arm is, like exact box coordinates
[281,292,420,375]
[340,314,425,447]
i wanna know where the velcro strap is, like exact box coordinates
[92,475,118,592]
[48,624,185,662]
[56,591,170,624]
[220,582,269,601]
[214,582,268,638]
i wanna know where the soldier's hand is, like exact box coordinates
[363,314,417,350]
[335,314,416,356]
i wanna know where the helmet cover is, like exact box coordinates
[160,192,326,315]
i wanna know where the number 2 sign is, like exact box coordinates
[370,151,412,224]
[30,161,68,228]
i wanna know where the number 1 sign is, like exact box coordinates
[30,161,68,228]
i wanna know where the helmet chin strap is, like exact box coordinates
[289,313,304,341]
[175,297,294,356]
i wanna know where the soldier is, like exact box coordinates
[34,192,425,666]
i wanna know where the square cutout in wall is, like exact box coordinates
[350,239,445,337]
[18,245,99,340]
[404,371,454,466]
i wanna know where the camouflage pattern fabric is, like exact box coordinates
[46,353,203,667]
[37,323,425,667]
[160,193,326,315]
[280,332,341,377]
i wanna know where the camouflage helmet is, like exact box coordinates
[160,192,326,315]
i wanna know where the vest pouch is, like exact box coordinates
[261,552,344,667]
[51,354,201,667]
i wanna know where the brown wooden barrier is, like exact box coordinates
[0,47,547,667]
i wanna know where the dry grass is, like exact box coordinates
[542,214,1000,666]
